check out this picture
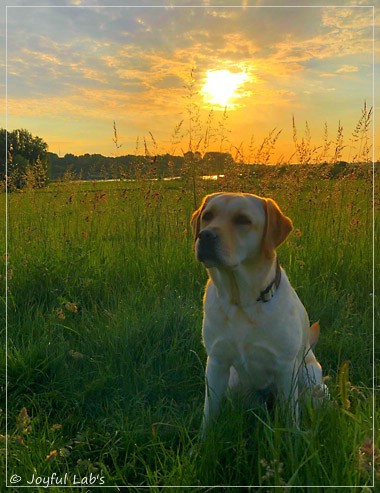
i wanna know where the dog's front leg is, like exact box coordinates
[277,369,299,426]
[201,356,230,437]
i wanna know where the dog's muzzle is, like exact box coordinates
[196,229,221,266]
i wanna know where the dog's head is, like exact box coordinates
[191,192,293,268]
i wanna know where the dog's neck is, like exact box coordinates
[207,254,278,309]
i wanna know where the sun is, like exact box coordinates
[202,69,249,108]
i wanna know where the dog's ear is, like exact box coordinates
[190,195,210,241]
[261,198,293,258]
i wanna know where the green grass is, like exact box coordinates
[1,172,378,491]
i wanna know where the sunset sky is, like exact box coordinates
[3,0,378,162]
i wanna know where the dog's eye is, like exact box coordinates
[234,214,251,225]
[202,211,213,222]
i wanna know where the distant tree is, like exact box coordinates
[203,152,234,174]
[0,128,49,189]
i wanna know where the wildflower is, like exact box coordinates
[68,350,84,361]
[59,447,71,458]
[56,308,66,320]
[51,423,62,431]
[359,439,380,479]
[94,192,106,201]
[296,260,305,269]
[65,302,78,313]
[13,435,25,445]
[350,218,361,227]
[45,450,58,462]
[260,458,285,485]
[16,407,31,436]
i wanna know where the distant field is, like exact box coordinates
[2,170,379,489]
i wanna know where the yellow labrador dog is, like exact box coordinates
[191,192,327,434]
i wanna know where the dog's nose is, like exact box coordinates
[196,228,220,266]
[198,229,217,243]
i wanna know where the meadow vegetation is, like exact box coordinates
[2,165,378,490]
[1,94,379,490]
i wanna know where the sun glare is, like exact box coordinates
[202,69,249,108]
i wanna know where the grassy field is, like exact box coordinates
[1,169,379,491]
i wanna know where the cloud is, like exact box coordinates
[321,6,374,31]
[336,65,359,73]
[4,3,376,156]
[7,6,373,92]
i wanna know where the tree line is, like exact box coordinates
[0,128,236,188]
[0,128,49,189]
[1,128,374,191]
[48,150,234,181]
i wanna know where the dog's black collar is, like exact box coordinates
[257,260,281,303]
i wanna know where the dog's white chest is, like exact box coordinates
[203,302,284,389]
[202,280,305,390]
